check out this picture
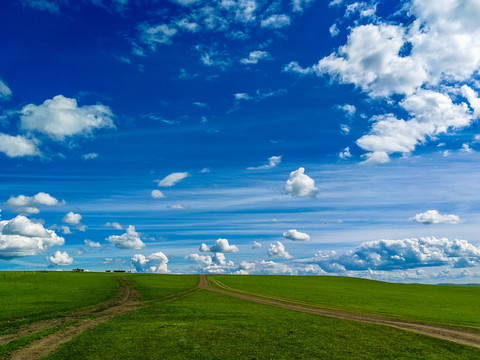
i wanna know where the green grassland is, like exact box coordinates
[46,288,480,360]
[2,272,480,359]
[0,271,120,334]
[124,273,199,300]
[212,275,480,328]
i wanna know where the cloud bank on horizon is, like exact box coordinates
[0,0,479,283]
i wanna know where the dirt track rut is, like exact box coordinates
[200,275,480,349]
[8,277,140,360]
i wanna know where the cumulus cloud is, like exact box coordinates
[356,90,474,163]
[20,95,114,141]
[336,104,356,117]
[306,237,480,271]
[106,225,145,249]
[252,241,262,248]
[186,252,235,274]
[240,50,270,65]
[48,251,73,266]
[199,238,239,253]
[60,226,71,234]
[156,172,189,187]
[247,155,281,170]
[410,210,461,224]
[84,239,102,248]
[62,212,82,226]
[283,229,311,242]
[0,133,40,158]
[131,251,170,273]
[0,215,64,259]
[151,190,165,199]
[104,222,123,230]
[285,167,318,198]
[285,0,480,162]
[338,147,352,160]
[6,192,64,215]
[268,241,292,259]
[260,14,291,28]
[0,78,12,100]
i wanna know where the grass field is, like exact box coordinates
[0,272,120,334]
[212,275,480,328]
[2,272,480,359]
[45,289,480,360]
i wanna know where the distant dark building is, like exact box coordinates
[105,270,112,272]
[72,268,85,272]
[113,270,125,273]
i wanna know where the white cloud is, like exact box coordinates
[131,251,170,273]
[338,147,352,160]
[48,250,73,266]
[410,210,461,224]
[0,215,64,259]
[292,0,314,12]
[308,237,480,271]
[60,226,71,234]
[21,0,60,13]
[62,212,82,226]
[106,225,145,250]
[234,93,252,101]
[104,222,123,230]
[260,14,291,29]
[336,104,356,117]
[460,143,473,154]
[186,252,235,273]
[168,204,187,210]
[0,79,12,100]
[0,133,40,158]
[199,238,239,253]
[20,95,114,141]
[340,124,351,135]
[268,241,292,259]
[329,0,342,6]
[139,23,178,49]
[462,85,480,118]
[356,90,474,163]
[240,50,270,65]
[286,1,480,162]
[156,172,189,187]
[176,18,200,32]
[84,239,102,248]
[285,167,318,198]
[329,23,339,37]
[151,190,165,199]
[6,192,63,214]
[201,167,210,173]
[283,229,311,242]
[247,155,281,170]
[82,153,98,160]
[252,241,262,248]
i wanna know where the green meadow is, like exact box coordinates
[1,272,480,360]
[213,275,480,328]
[0,272,119,335]
[45,289,479,360]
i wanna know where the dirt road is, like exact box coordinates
[8,277,140,360]
[200,275,480,349]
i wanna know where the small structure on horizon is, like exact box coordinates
[72,268,85,272]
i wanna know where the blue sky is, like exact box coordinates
[1,0,480,282]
